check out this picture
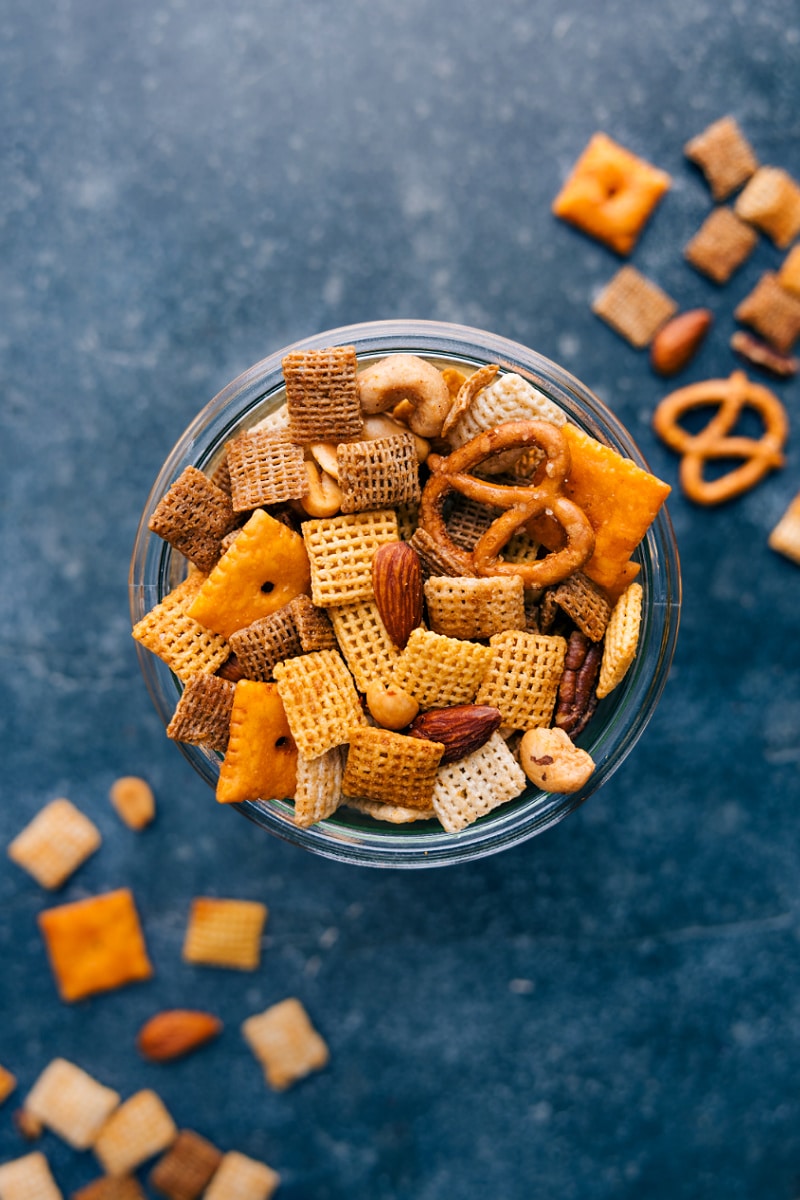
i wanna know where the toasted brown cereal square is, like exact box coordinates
[216,681,297,804]
[0,1152,62,1200]
[684,115,758,200]
[148,467,237,574]
[684,207,758,284]
[149,1129,223,1200]
[182,897,268,971]
[294,746,345,828]
[38,888,153,1003]
[735,271,800,353]
[228,606,302,681]
[551,572,612,642]
[108,776,156,831]
[424,575,525,641]
[187,508,311,640]
[226,429,307,512]
[735,165,800,247]
[8,798,101,890]
[93,1090,177,1178]
[0,1063,16,1106]
[597,581,643,698]
[283,344,363,443]
[241,997,329,1092]
[431,731,527,832]
[408,527,474,579]
[342,726,444,808]
[302,509,399,606]
[72,1175,147,1199]
[391,628,493,708]
[203,1151,279,1200]
[24,1058,120,1150]
[132,574,231,683]
[552,131,671,255]
[336,434,420,514]
[274,649,366,759]
[476,630,567,730]
[330,600,401,691]
[592,265,678,348]
[444,496,498,550]
[166,675,235,752]
[287,593,337,652]
[778,244,800,298]
[768,491,800,564]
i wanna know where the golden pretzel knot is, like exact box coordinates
[652,370,788,505]
[419,420,595,589]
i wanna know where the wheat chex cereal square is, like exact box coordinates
[242,997,329,1092]
[551,571,611,642]
[592,265,677,348]
[72,1175,147,1199]
[93,1090,177,1177]
[342,726,444,808]
[226,429,307,512]
[38,888,153,1003]
[391,628,492,708]
[734,271,800,353]
[182,896,267,971]
[167,674,236,752]
[477,630,568,729]
[274,648,367,759]
[0,1152,62,1200]
[735,165,800,248]
[149,1129,223,1200]
[330,600,401,691]
[431,731,527,832]
[294,746,345,827]
[287,593,337,652]
[684,206,758,284]
[424,575,525,641]
[408,527,474,578]
[283,344,363,443]
[132,573,231,683]
[336,433,420,514]
[203,1150,280,1200]
[302,509,399,606]
[148,466,237,574]
[8,798,101,890]
[778,244,800,298]
[24,1058,120,1150]
[444,496,498,549]
[684,115,758,200]
[228,606,303,681]
[0,1063,16,1106]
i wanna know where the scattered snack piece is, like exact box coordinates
[72,1175,147,1199]
[518,727,595,793]
[735,165,800,248]
[552,131,671,255]
[684,115,758,200]
[734,271,800,354]
[650,309,713,377]
[476,631,567,730]
[597,581,644,698]
[166,675,235,752]
[441,362,500,438]
[203,1150,280,1200]
[0,1151,62,1200]
[274,648,366,759]
[241,997,329,1092]
[147,466,237,574]
[93,1090,177,1178]
[226,429,307,511]
[149,1129,223,1200]
[24,1058,120,1150]
[302,509,399,607]
[424,574,526,640]
[136,1011,222,1063]
[283,344,363,443]
[182,897,267,971]
[0,1064,16,1106]
[409,526,475,579]
[293,746,345,827]
[768,491,800,564]
[778,244,800,298]
[551,572,611,642]
[342,726,445,809]
[444,495,498,551]
[431,730,527,832]
[730,330,798,379]
[216,681,297,804]
[592,265,678,348]
[391,628,493,709]
[38,888,153,1003]
[132,573,231,684]
[652,370,788,504]
[108,776,156,831]
[12,1108,43,1141]
[683,207,758,284]
[7,798,101,889]
[337,433,420,514]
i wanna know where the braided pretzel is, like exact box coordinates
[652,370,788,505]
[418,420,595,589]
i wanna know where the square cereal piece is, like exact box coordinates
[72,1176,146,1200]
[132,573,231,683]
[302,509,400,607]
[203,1151,280,1200]
[734,271,800,353]
[182,897,268,971]
[148,466,237,574]
[408,527,474,579]
[274,649,367,759]
[294,746,345,828]
[391,628,492,709]
[0,1063,17,1106]
[592,265,677,348]
[149,1129,222,1200]
[551,571,611,642]
[228,606,302,682]
[38,888,153,1003]
[768,491,800,564]
[282,344,363,443]
[242,997,329,1092]
[226,429,307,512]
[286,593,337,652]
[684,207,758,284]
[187,508,311,640]
[431,730,527,833]
[778,244,800,298]
[329,600,401,691]
[0,1152,62,1200]
[342,726,444,809]
[336,434,421,514]
[444,495,498,550]
[448,370,567,448]
[424,575,526,641]
[684,115,758,200]
[216,681,297,804]
[108,776,156,831]
[24,1058,119,1150]
[735,166,800,248]
[166,675,235,753]
[93,1090,177,1178]
[476,630,568,730]
[8,798,101,890]
[552,131,671,256]
[597,581,643,699]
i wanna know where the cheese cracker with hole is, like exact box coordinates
[216,681,297,804]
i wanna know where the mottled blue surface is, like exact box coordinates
[1,2,799,1197]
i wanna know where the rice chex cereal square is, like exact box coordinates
[241,997,329,1092]
[8,798,101,890]
[431,731,527,832]
[24,1057,120,1150]
[93,1090,177,1177]
[0,1152,62,1200]
[203,1151,280,1200]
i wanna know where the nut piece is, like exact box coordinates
[731,330,798,378]
[408,704,502,764]
[518,727,595,793]
[650,309,713,376]
[365,680,420,730]
[136,1009,222,1062]
[371,541,423,649]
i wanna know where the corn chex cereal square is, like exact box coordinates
[132,573,231,683]
[242,997,329,1092]
[283,344,363,443]
[167,674,235,752]
[424,575,525,641]
[337,433,420,513]
[294,746,345,828]
[8,798,101,890]
[72,1176,146,1199]
[148,466,237,574]
[684,206,758,284]
[391,628,492,709]
[0,1063,17,1106]
[477,630,568,729]
[302,509,399,606]
[93,1090,177,1177]
[684,115,758,201]
[274,648,366,759]
[592,265,677,348]
[0,1152,62,1200]
[38,888,153,1003]
[735,165,800,248]
[183,897,268,971]
[226,429,308,512]
[203,1150,280,1200]
[342,726,444,809]
[216,680,297,804]
[24,1058,120,1149]
[330,600,401,691]
[149,1128,223,1200]
[597,582,643,698]
[734,271,800,354]
[431,731,527,832]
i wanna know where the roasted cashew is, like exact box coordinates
[300,459,343,517]
[518,727,595,793]
[357,354,451,439]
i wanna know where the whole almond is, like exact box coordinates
[650,308,713,376]
[372,541,423,649]
[136,1009,222,1062]
[408,704,502,764]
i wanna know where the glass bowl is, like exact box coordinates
[129,320,680,868]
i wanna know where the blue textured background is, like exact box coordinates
[1,2,799,1197]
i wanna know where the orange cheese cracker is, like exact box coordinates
[216,681,297,804]
[38,888,153,1003]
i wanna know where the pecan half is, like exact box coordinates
[554,630,603,736]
